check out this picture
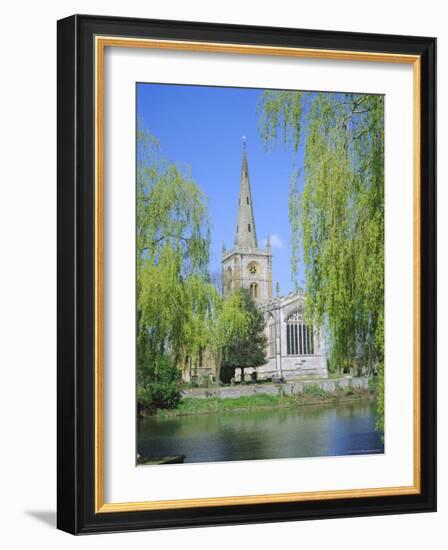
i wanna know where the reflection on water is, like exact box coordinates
[137,401,383,464]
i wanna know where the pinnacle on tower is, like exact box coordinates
[235,139,257,249]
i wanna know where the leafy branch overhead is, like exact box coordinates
[259,91,384,432]
[136,127,255,410]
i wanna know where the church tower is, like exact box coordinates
[222,140,273,302]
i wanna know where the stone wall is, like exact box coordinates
[182,376,371,400]
[239,354,328,382]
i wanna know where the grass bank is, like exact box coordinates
[151,386,375,418]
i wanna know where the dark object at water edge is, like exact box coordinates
[137,454,186,465]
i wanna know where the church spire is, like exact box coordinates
[235,138,258,249]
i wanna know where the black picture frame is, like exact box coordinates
[57,14,436,534]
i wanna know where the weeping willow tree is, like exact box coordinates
[137,128,252,411]
[258,91,384,432]
[137,128,216,410]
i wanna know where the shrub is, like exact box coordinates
[302,384,329,399]
[138,355,182,413]
[368,376,378,393]
[220,365,235,384]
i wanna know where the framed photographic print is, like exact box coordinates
[57,14,436,534]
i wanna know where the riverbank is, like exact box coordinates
[150,385,376,418]
[181,375,370,400]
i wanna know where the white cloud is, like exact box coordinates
[262,234,283,248]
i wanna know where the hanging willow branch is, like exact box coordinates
[258,90,384,434]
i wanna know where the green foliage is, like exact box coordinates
[375,310,385,434]
[138,355,182,412]
[220,288,267,381]
[302,384,330,399]
[137,126,217,406]
[136,126,255,406]
[208,289,253,382]
[152,385,372,417]
[259,91,384,433]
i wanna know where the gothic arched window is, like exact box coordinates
[286,310,314,355]
[250,282,258,299]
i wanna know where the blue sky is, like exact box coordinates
[137,83,306,295]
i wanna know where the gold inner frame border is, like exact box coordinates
[94,35,421,513]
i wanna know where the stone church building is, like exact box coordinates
[221,143,328,381]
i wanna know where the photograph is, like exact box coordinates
[135,83,385,465]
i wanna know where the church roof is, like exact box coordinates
[258,289,305,312]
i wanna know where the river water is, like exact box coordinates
[137,401,383,464]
